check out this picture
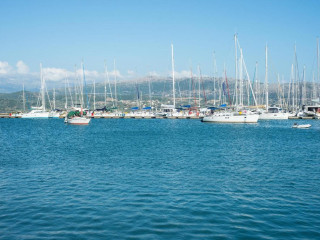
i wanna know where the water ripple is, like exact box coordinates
[1,119,320,239]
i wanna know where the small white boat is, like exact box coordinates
[66,116,91,125]
[292,123,311,129]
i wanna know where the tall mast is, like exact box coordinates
[104,61,114,107]
[148,75,152,107]
[40,63,45,111]
[65,77,68,109]
[171,44,176,108]
[93,77,96,110]
[114,58,117,108]
[82,60,89,109]
[188,63,192,105]
[313,72,316,100]
[22,82,26,112]
[255,62,259,105]
[104,62,107,107]
[53,88,56,110]
[291,63,295,110]
[303,65,306,105]
[198,65,201,108]
[234,34,238,107]
[294,44,298,109]
[317,37,319,99]
[213,51,217,106]
[265,44,268,110]
[239,48,243,106]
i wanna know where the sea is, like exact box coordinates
[1,118,320,239]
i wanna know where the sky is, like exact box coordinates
[0,0,319,92]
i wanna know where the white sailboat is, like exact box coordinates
[202,110,259,123]
[65,62,91,125]
[259,45,288,120]
[48,88,61,118]
[202,34,259,123]
[22,63,49,118]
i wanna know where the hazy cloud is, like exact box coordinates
[0,61,12,74]
[16,61,29,74]
[148,71,160,77]
[172,70,192,78]
[43,67,71,81]
[109,70,122,78]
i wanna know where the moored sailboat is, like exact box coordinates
[22,63,49,118]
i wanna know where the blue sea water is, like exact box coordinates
[0,118,320,239]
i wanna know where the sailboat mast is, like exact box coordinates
[148,75,152,108]
[104,62,114,107]
[114,59,117,108]
[22,82,26,112]
[171,44,176,108]
[198,65,201,108]
[65,78,68,109]
[303,65,306,105]
[265,44,268,110]
[239,48,243,106]
[104,62,107,107]
[82,61,89,109]
[40,63,45,111]
[93,77,96,110]
[317,37,319,99]
[234,34,238,107]
[213,51,216,106]
[291,63,295,110]
[313,72,316,100]
[255,62,259,105]
[53,88,56,110]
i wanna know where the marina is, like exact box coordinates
[1,0,320,239]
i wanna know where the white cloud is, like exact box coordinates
[0,61,12,74]
[171,70,192,78]
[16,61,29,74]
[109,70,122,78]
[148,71,160,77]
[43,67,71,81]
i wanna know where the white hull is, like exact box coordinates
[21,111,49,118]
[67,116,91,125]
[259,112,289,120]
[48,111,61,118]
[202,112,259,123]
[292,124,311,129]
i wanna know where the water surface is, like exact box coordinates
[1,119,320,239]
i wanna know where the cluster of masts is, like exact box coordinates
[19,35,320,117]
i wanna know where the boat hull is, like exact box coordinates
[21,111,49,118]
[202,113,259,123]
[259,112,288,120]
[67,117,91,125]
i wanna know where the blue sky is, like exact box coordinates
[0,0,319,91]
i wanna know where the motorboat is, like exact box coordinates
[259,107,289,120]
[292,123,311,129]
[21,107,49,118]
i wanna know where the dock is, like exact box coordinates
[0,113,318,120]
[90,116,202,119]
[0,114,21,118]
[288,116,317,120]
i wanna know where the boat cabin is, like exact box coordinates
[267,107,281,113]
